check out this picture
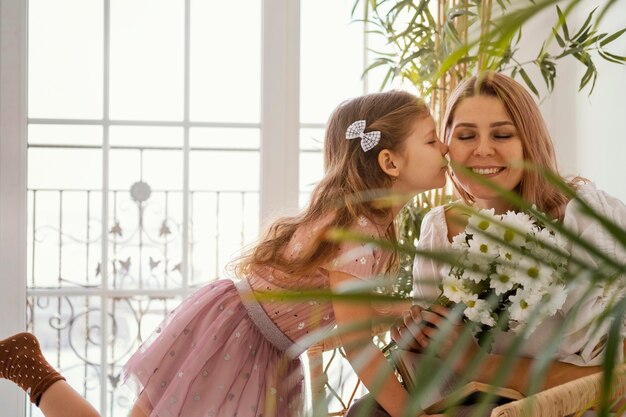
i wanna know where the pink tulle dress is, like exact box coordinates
[122,215,391,417]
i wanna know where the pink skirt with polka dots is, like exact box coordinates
[123,279,305,417]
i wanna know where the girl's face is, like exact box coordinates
[448,95,524,210]
[393,114,448,195]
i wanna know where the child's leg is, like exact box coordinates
[40,382,152,417]
[0,332,100,417]
[0,332,65,405]
[1,332,150,417]
[126,391,152,417]
[38,380,100,417]
[128,402,150,417]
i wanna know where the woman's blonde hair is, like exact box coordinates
[235,90,431,278]
[443,71,577,220]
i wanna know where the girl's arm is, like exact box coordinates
[329,270,422,417]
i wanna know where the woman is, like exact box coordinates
[410,71,626,410]
[349,71,626,416]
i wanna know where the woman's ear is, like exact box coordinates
[378,149,401,177]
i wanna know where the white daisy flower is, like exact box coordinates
[491,263,517,295]
[464,298,496,327]
[464,254,491,284]
[516,258,553,287]
[467,208,497,233]
[468,231,500,257]
[451,232,470,249]
[537,284,568,317]
[508,288,542,324]
[501,211,534,243]
[442,277,473,304]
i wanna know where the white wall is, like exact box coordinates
[0,0,28,413]
[540,0,626,200]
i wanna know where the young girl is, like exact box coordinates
[0,90,448,417]
[407,71,626,396]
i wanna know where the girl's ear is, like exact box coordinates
[378,149,401,178]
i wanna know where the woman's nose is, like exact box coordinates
[473,137,495,156]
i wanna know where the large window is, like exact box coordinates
[1,0,399,415]
[25,1,262,415]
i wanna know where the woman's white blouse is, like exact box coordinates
[412,183,626,366]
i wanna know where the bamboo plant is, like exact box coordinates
[352,0,626,295]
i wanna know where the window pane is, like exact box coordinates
[190,190,259,285]
[27,295,182,416]
[299,127,324,191]
[190,127,260,150]
[299,128,324,207]
[28,0,103,119]
[189,150,259,284]
[300,127,324,151]
[107,188,184,290]
[189,0,261,123]
[28,148,102,190]
[109,0,184,121]
[300,0,365,124]
[28,190,102,289]
[28,125,103,147]
[189,150,259,191]
[109,126,183,149]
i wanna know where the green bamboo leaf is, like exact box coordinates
[518,67,539,96]
[388,0,413,16]
[363,58,393,74]
[571,6,597,41]
[600,27,626,47]
[556,5,569,40]
[552,28,565,48]
[598,297,626,416]
[580,31,606,48]
[379,67,394,90]
[430,43,472,85]
[539,62,555,91]
[398,49,430,67]
[579,63,595,92]
[447,7,476,20]
[351,0,363,18]
[554,46,585,59]
[602,50,626,62]
[599,50,626,64]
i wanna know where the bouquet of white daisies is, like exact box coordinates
[440,208,569,338]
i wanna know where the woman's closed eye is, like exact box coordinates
[493,131,515,139]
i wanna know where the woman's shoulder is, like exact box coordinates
[566,182,626,219]
[563,182,626,254]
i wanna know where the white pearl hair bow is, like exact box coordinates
[345,120,381,152]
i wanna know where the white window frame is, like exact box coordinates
[261,0,300,224]
[0,0,300,415]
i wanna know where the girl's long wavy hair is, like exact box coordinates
[443,72,580,221]
[235,90,431,278]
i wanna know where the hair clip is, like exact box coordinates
[345,120,381,152]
